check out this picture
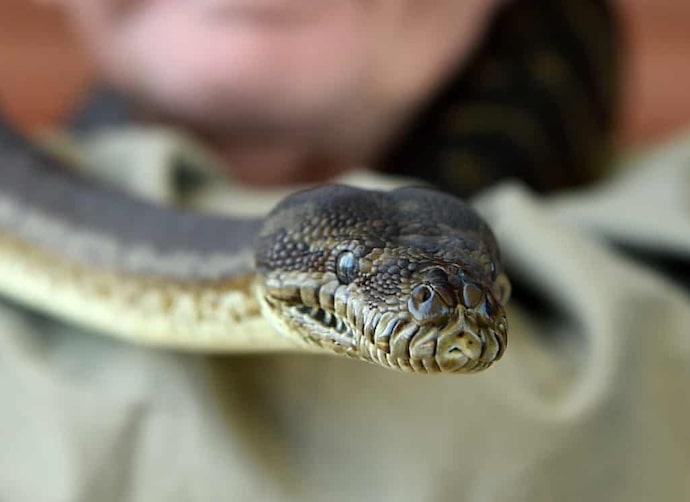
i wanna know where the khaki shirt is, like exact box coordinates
[1,126,688,501]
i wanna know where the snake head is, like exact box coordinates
[255,185,510,374]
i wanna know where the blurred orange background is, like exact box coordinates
[0,0,688,148]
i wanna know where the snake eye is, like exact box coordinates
[336,251,358,284]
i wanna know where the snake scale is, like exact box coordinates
[0,0,616,374]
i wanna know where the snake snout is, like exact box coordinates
[435,314,507,373]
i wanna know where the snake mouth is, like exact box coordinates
[295,306,349,334]
[350,305,507,374]
[292,305,354,348]
[259,285,358,350]
[260,277,507,374]
[261,277,362,352]
[273,297,506,374]
[433,309,507,373]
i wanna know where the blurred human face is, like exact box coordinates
[60,1,500,136]
[53,1,503,182]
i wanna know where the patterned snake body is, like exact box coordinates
[0,119,509,373]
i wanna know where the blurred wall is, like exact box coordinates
[616,0,690,146]
[0,0,688,147]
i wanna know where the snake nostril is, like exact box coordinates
[462,283,484,308]
[409,284,450,324]
[411,284,433,304]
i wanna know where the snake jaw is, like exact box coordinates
[259,275,359,351]
[293,304,355,348]
[258,271,508,374]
